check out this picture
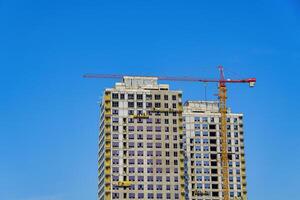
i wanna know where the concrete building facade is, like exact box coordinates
[183,101,247,200]
[98,77,185,200]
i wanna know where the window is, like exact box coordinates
[113,134,118,140]
[112,167,119,173]
[137,150,143,156]
[156,176,162,182]
[147,151,153,156]
[146,102,152,108]
[157,193,163,199]
[112,101,119,107]
[145,126,152,132]
[155,126,161,132]
[112,142,119,148]
[137,94,143,100]
[147,118,153,123]
[129,159,135,164]
[155,94,161,100]
[112,93,118,99]
[112,126,118,131]
[138,159,143,164]
[128,94,134,100]
[129,176,135,181]
[156,151,162,156]
[137,102,143,108]
[194,124,201,129]
[128,142,134,148]
[128,150,134,156]
[129,193,135,199]
[172,95,177,100]
[138,193,144,199]
[128,126,134,132]
[112,117,119,123]
[156,143,162,148]
[112,159,119,164]
[129,167,135,173]
[148,184,154,190]
[120,93,125,99]
[147,134,153,140]
[164,95,168,100]
[128,110,134,115]
[146,94,152,100]
[155,134,161,140]
[128,102,134,108]
[173,135,177,141]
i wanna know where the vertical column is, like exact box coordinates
[104,91,112,200]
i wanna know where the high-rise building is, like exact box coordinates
[183,101,247,200]
[98,76,185,200]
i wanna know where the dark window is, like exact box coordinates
[155,94,161,100]
[155,103,161,108]
[210,139,217,144]
[137,94,143,100]
[112,101,119,107]
[146,94,152,100]
[210,147,217,151]
[209,124,216,129]
[128,102,134,108]
[137,102,143,108]
[210,132,216,137]
[128,94,134,100]
[112,93,118,99]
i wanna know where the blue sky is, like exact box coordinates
[0,0,299,200]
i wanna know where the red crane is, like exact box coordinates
[83,66,256,200]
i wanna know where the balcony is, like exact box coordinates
[104,94,111,102]
[105,141,111,148]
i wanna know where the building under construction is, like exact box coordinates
[183,101,247,200]
[98,76,185,200]
[91,68,254,200]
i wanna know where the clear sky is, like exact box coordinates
[0,0,299,200]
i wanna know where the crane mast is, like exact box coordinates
[83,66,256,200]
[219,66,229,200]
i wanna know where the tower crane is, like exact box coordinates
[83,66,256,200]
